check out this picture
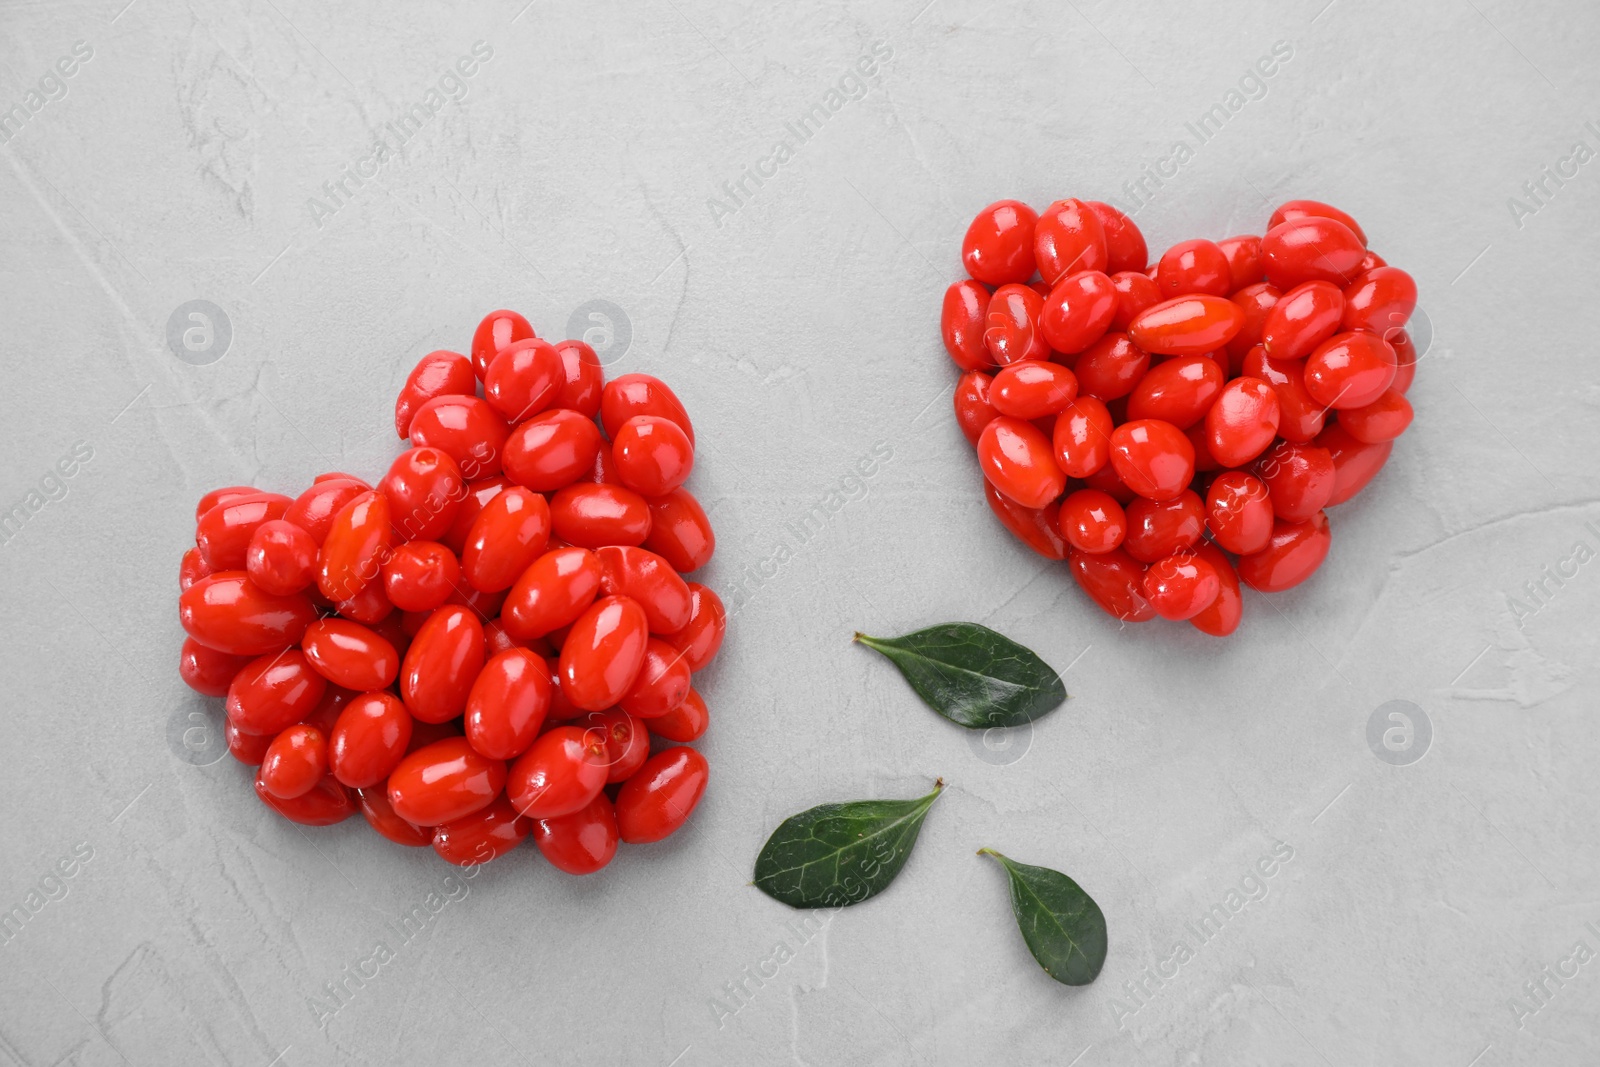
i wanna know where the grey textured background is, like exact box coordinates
[2,0,1598,1064]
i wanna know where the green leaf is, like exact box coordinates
[979,848,1107,986]
[753,780,944,909]
[854,623,1066,729]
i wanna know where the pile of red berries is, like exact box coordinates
[177,310,723,874]
[943,198,1417,634]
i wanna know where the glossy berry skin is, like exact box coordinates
[228,719,272,765]
[1039,270,1117,354]
[1339,389,1413,443]
[1128,295,1245,356]
[380,447,465,543]
[443,477,510,555]
[1057,489,1126,555]
[941,280,993,371]
[573,708,650,783]
[463,648,550,760]
[1143,551,1221,621]
[502,547,603,640]
[1072,333,1149,401]
[408,395,510,481]
[285,478,369,546]
[616,746,709,844]
[1254,442,1336,522]
[197,493,292,571]
[982,283,1049,366]
[356,787,432,847]
[1126,354,1224,429]
[643,488,715,573]
[612,416,695,497]
[1085,201,1147,273]
[507,725,609,819]
[601,374,695,445]
[504,409,603,492]
[179,572,317,656]
[432,796,530,866]
[978,417,1066,509]
[661,583,725,672]
[194,486,260,524]
[260,725,328,800]
[1188,542,1243,637]
[1052,397,1114,478]
[532,793,619,875]
[255,773,353,826]
[1155,239,1231,298]
[990,360,1078,420]
[179,547,211,592]
[387,737,507,826]
[1109,419,1195,501]
[559,595,649,711]
[1260,217,1365,289]
[1205,377,1281,468]
[649,687,708,743]
[1242,346,1327,443]
[1217,235,1264,291]
[226,650,327,736]
[401,605,486,724]
[1034,198,1107,284]
[1205,471,1275,555]
[984,483,1066,560]
[954,370,999,444]
[550,483,651,548]
[1227,283,1280,359]
[179,637,250,697]
[300,619,397,691]
[1260,281,1344,360]
[1067,548,1155,622]
[552,340,604,416]
[1342,266,1417,336]
[1109,272,1161,331]
[462,487,551,593]
[470,308,535,380]
[318,491,392,603]
[1269,200,1367,246]
[329,691,412,789]
[1315,423,1394,506]
[1237,510,1332,593]
[1304,331,1396,409]
[245,520,318,596]
[382,541,460,613]
[619,638,691,719]
[596,546,692,633]
[963,199,1038,285]
[484,338,564,422]
[1122,491,1204,563]
[396,350,475,438]
[334,577,395,627]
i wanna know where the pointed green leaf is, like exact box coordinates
[980,848,1107,986]
[753,781,944,909]
[855,623,1066,729]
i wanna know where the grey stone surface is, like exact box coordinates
[1,0,1598,1064]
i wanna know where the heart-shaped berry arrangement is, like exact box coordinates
[178,310,722,873]
[942,198,1417,634]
